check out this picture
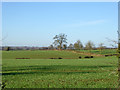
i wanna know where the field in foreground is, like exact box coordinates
[2,50,118,88]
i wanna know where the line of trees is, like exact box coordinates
[50,33,107,50]
[2,33,116,51]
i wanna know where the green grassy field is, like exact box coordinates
[2,50,86,59]
[77,49,117,55]
[2,50,118,88]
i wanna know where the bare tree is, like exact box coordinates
[98,43,104,49]
[68,43,74,50]
[85,41,95,54]
[98,43,105,54]
[53,33,67,50]
[85,40,95,50]
[74,40,83,50]
[106,37,117,48]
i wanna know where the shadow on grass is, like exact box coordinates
[3,65,115,71]
[2,65,115,76]
[2,70,98,76]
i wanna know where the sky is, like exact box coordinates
[2,2,118,47]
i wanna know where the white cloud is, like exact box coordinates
[65,19,106,27]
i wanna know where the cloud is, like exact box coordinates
[65,19,106,27]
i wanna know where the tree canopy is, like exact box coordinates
[74,40,83,50]
[53,33,67,49]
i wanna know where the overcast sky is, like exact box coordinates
[2,2,118,47]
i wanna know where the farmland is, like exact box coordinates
[2,50,118,88]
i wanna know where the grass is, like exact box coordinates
[2,50,119,88]
[77,49,117,55]
[2,50,85,59]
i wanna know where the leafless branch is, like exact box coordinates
[105,37,118,44]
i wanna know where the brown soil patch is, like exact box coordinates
[48,49,104,57]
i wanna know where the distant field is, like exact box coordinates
[3,49,117,59]
[2,50,118,88]
[2,50,86,59]
[77,49,117,55]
